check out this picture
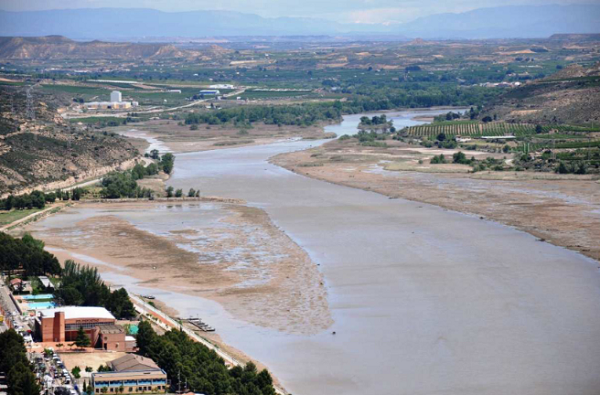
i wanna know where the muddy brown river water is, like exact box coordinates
[30,110,600,395]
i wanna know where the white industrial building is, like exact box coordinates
[110,90,122,103]
[84,90,138,110]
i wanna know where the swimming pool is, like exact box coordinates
[23,294,54,301]
[27,301,56,309]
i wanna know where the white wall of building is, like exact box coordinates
[110,91,122,103]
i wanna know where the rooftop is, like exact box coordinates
[40,306,115,320]
[92,369,166,381]
[110,354,161,372]
[99,324,125,335]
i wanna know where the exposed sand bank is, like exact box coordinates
[25,201,332,335]
[116,120,334,154]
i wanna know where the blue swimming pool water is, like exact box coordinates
[27,301,56,309]
[23,294,54,300]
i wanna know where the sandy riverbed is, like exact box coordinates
[24,201,331,335]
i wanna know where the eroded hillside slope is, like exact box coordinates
[0,84,138,195]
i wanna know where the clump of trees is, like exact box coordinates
[100,172,152,199]
[0,188,94,210]
[555,160,588,174]
[131,162,159,180]
[0,232,61,278]
[54,260,136,320]
[433,111,462,122]
[136,321,275,395]
[143,150,175,175]
[0,329,40,395]
[431,133,458,149]
[160,153,175,175]
[472,157,506,172]
[100,158,170,198]
[452,151,474,165]
[359,114,387,126]
[430,154,447,164]
[0,190,53,211]
[358,115,395,133]
[164,186,200,198]
[185,101,343,128]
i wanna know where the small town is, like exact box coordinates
[0,233,269,395]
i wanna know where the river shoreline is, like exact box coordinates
[22,198,332,394]
[270,139,600,263]
[13,108,600,395]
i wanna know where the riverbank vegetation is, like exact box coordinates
[185,101,343,127]
[100,154,174,198]
[136,321,276,395]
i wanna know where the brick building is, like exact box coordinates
[35,306,132,351]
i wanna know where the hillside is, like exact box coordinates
[0,36,199,60]
[482,63,600,125]
[0,84,138,195]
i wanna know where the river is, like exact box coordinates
[32,109,600,394]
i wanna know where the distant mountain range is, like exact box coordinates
[0,5,599,40]
[0,8,372,40]
[398,4,600,39]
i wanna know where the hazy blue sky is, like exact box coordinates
[0,0,595,24]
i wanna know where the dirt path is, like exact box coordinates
[0,203,68,232]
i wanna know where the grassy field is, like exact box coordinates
[0,208,44,226]
[237,90,312,100]
[41,84,108,97]
[85,81,147,90]
[69,116,128,125]
[404,121,600,139]
[0,80,25,86]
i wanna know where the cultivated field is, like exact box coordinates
[404,121,600,139]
